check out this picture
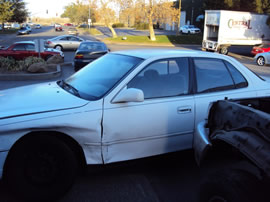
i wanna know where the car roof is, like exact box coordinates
[14,41,34,45]
[50,35,82,40]
[112,49,224,60]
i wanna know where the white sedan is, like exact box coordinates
[180,25,201,34]
[254,51,270,66]
[1,49,270,200]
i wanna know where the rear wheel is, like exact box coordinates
[54,45,63,51]
[219,46,229,55]
[4,135,78,201]
[257,56,265,66]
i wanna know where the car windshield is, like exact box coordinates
[61,53,143,101]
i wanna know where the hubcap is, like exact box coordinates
[55,46,61,51]
[257,57,265,66]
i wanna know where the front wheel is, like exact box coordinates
[257,56,265,66]
[4,135,78,201]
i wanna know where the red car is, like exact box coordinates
[0,41,64,60]
[55,24,63,31]
[64,23,73,26]
[251,43,270,55]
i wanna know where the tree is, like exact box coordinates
[9,0,28,23]
[0,0,14,29]
[98,0,118,38]
[61,0,96,25]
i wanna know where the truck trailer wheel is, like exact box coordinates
[219,46,229,55]
[4,135,78,201]
[199,168,263,202]
[256,56,265,66]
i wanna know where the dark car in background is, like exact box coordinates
[0,41,64,61]
[45,35,84,51]
[74,41,109,71]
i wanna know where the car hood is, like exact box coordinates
[0,82,88,120]
[190,28,200,31]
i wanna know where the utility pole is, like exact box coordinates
[88,0,91,29]
[176,0,181,35]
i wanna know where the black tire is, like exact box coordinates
[219,46,229,55]
[256,56,265,66]
[4,135,78,201]
[199,168,263,202]
[54,45,63,51]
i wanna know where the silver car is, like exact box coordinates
[254,52,270,66]
[45,35,85,51]
[1,49,270,200]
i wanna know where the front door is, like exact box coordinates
[102,57,195,163]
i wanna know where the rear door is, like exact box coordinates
[193,57,257,127]
[25,44,38,57]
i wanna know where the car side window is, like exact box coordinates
[60,37,68,41]
[25,44,35,51]
[12,44,26,51]
[224,61,248,88]
[194,58,235,93]
[127,58,189,99]
[70,37,79,41]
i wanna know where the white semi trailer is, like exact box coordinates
[202,10,270,54]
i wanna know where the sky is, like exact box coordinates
[24,0,77,18]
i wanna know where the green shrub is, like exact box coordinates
[0,56,45,72]
[112,23,125,28]
[134,23,149,30]
[24,56,45,68]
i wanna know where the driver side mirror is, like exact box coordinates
[112,88,144,103]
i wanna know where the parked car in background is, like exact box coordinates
[254,52,270,66]
[74,41,109,71]
[0,41,64,60]
[251,43,270,55]
[180,25,201,34]
[45,35,84,51]
[35,24,42,29]
[11,23,20,29]
[67,27,78,36]
[17,27,30,35]
[78,24,89,28]
[0,50,270,201]
[64,23,73,26]
[55,24,63,31]
[25,25,32,33]
[4,24,11,29]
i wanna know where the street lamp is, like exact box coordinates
[88,0,91,29]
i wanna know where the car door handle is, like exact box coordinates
[177,106,192,114]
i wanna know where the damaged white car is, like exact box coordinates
[1,49,270,200]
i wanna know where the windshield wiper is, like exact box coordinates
[59,80,81,97]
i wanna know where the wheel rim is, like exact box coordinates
[221,48,228,55]
[257,57,265,66]
[55,46,62,51]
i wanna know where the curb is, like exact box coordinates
[0,63,67,81]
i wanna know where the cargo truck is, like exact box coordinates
[202,10,270,55]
